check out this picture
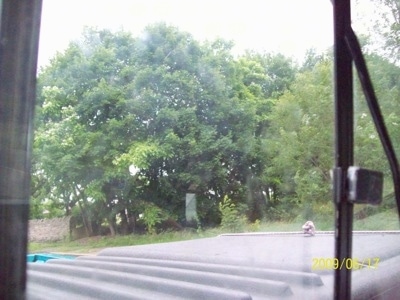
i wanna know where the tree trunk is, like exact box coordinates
[78,200,92,237]
[74,186,93,237]
[107,215,117,236]
[119,209,129,235]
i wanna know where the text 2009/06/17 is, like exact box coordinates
[311,257,380,270]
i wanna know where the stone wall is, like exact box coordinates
[29,216,72,242]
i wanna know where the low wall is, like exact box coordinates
[29,216,72,242]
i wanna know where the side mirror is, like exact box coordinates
[347,166,384,205]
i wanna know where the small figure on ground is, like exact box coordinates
[302,220,316,236]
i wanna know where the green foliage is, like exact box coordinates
[28,209,399,255]
[31,21,400,232]
[141,203,168,234]
[266,60,333,219]
[370,0,400,62]
[34,24,298,227]
[248,219,261,232]
[218,195,247,232]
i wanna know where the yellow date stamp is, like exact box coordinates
[312,257,380,270]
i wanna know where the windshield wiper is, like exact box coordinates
[345,27,400,214]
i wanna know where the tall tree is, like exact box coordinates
[364,0,400,62]
[377,0,400,61]
[266,59,334,220]
[353,52,400,198]
[34,24,266,230]
[114,24,260,224]
[34,28,139,235]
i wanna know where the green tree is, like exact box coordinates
[34,28,139,236]
[34,25,260,231]
[114,24,258,224]
[375,0,400,62]
[33,24,309,231]
[353,52,400,200]
[266,59,334,220]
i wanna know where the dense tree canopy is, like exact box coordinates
[32,21,400,235]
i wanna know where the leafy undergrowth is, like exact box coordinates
[29,210,399,255]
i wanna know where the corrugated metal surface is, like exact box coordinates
[26,232,400,299]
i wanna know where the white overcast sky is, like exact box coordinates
[38,0,374,69]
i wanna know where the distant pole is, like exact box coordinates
[0,0,42,298]
[333,0,354,299]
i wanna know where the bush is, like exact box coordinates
[218,196,247,232]
[142,204,168,234]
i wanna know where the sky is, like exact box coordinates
[38,0,335,68]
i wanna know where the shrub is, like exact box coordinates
[142,204,167,234]
[218,195,247,232]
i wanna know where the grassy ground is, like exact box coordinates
[353,209,400,231]
[29,209,400,255]
[28,230,213,255]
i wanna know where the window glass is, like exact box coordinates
[30,1,400,298]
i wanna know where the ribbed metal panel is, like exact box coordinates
[27,255,325,299]
[26,233,400,299]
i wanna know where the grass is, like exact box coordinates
[29,209,400,255]
[29,229,213,254]
[353,209,400,231]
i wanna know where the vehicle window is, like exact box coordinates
[27,0,400,299]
